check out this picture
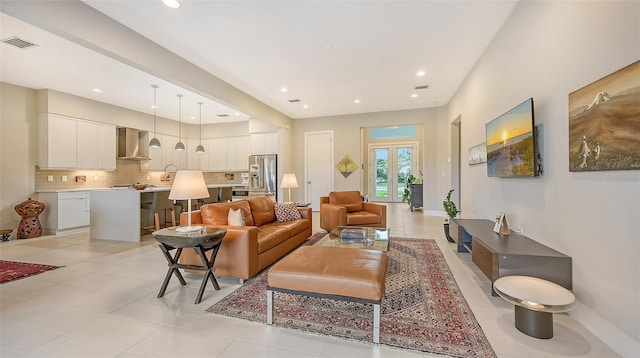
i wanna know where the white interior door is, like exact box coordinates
[305,131,333,211]
[369,143,418,203]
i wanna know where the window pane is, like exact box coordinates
[396,147,413,198]
[374,149,389,197]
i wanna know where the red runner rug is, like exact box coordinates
[0,260,60,284]
[207,236,495,357]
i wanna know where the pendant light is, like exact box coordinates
[196,101,205,153]
[149,85,161,148]
[174,94,185,151]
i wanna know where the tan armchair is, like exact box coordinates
[320,191,387,232]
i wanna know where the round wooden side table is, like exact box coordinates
[152,227,226,304]
[493,275,576,339]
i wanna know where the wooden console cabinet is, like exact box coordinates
[449,218,572,295]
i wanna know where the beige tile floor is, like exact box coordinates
[0,203,619,357]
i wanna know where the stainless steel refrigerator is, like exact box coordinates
[248,154,277,200]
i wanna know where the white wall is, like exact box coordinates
[0,83,38,236]
[445,1,639,356]
[292,108,441,208]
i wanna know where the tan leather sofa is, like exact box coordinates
[320,191,386,232]
[179,195,312,281]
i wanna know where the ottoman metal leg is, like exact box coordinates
[266,289,273,325]
[515,305,553,339]
[373,303,381,344]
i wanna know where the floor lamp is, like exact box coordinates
[280,173,299,203]
[169,170,209,232]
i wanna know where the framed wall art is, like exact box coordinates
[468,142,487,165]
[568,60,640,172]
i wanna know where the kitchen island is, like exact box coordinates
[90,185,236,241]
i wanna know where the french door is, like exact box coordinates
[369,143,418,202]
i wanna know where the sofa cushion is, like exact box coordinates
[346,211,382,226]
[274,202,302,222]
[201,201,254,226]
[228,208,245,226]
[248,195,276,226]
[329,191,363,213]
[256,225,290,254]
[270,218,309,237]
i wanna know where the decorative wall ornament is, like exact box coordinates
[569,60,640,171]
[468,143,487,165]
[336,155,358,178]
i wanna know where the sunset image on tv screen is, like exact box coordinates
[486,99,535,177]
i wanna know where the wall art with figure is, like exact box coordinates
[568,60,640,172]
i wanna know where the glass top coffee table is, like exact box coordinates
[315,226,390,252]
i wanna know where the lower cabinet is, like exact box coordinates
[38,191,90,234]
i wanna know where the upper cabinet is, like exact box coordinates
[38,114,116,170]
[250,132,279,155]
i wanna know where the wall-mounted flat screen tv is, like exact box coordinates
[486,98,538,177]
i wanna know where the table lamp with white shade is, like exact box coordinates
[169,170,209,232]
[280,173,299,203]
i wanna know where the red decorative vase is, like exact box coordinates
[14,198,45,239]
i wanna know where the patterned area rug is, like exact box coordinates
[207,235,495,357]
[0,260,60,284]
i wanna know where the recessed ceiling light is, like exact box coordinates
[281,87,288,92]
[162,0,180,9]
[190,116,196,120]
[234,112,240,116]
[416,71,426,77]
[411,94,419,98]
[92,88,102,93]
[303,104,309,109]
[150,105,157,109]
[354,99,361,104]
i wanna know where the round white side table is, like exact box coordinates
[493,275,576,339]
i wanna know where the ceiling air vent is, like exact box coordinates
[217,114,229,117]
[288,99,301,103]
[2,36,38,49]
[414,84,430,90]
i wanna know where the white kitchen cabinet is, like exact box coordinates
[38,114,116,170]
[147,138,163,171]
[39,114,77,169]
[159,134,187,170]
[76,120,98,169]
[250,132,279,155]
[97,124,116,170]
[39,191,89,234]
[236,136,250,170]
[187,138,207,170]
[206,138,219,171]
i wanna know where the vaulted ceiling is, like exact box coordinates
[1,1,518,124]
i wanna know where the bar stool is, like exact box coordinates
[141,191,176,231]
[198,187,219,208]
[219,187,233,202]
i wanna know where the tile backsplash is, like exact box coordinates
[36,160,246,191]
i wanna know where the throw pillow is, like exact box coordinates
[274,202,302,222]
[228,208,245,226]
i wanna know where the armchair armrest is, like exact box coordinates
[363,202,387,228]
[320,203,347,232]
[298,206,312,219]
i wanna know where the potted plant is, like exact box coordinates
[443,189,459,242]
[402,174,416,204]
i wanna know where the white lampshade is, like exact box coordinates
[169,170,209,232]
[169,170,209,200]
[281,173,299,189]
[281,173,298,203]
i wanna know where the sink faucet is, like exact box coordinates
[161,164,179,181]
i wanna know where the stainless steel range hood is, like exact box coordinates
[117,128,149,160]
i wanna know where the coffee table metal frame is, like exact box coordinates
[152,227,226,304]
